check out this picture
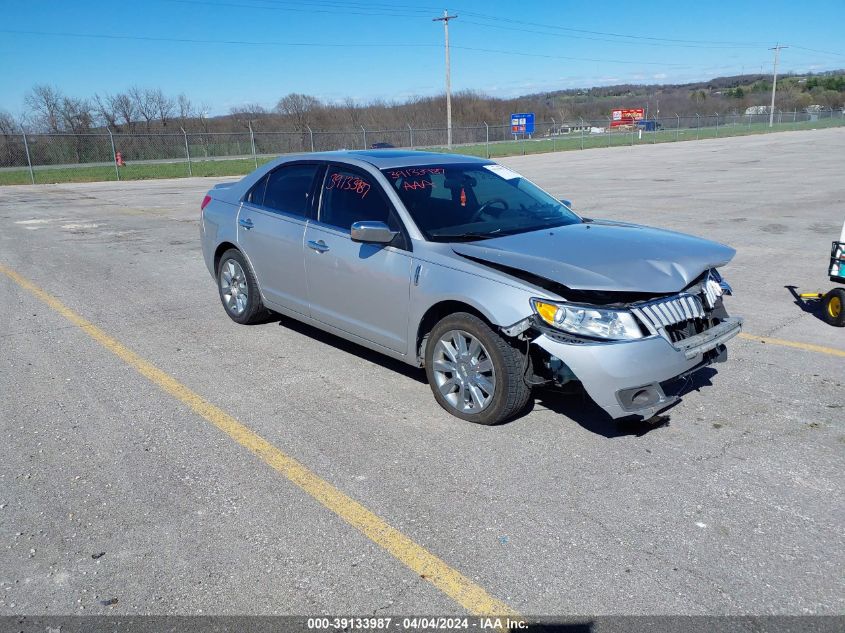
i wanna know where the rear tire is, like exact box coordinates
[821,288,845,327]
[217,249,264,325]
[424,312,532,425]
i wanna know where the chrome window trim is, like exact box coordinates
[240,202,309,227]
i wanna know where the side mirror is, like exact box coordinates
[559,199,573,208]
[350,220,398,244]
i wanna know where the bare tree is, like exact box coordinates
[93,93,119,131]
[177,93,193,127]
[25,84,63,132]
[113,92,137,132]
[196,102,212,133]
[151,89,175,127]
[57,97,94,162]
[194,102,213,156]
[0,110,18,135]
[129,87,158,132]
[275,93,321,132]
[343,97,361,127]
[10,69,842,145]
[0,110,20,167]
[229,103,266,118]
[58,97,94,133]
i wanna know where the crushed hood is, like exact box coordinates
[451,221,735,294]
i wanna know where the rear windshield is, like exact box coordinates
[382,163,580,241]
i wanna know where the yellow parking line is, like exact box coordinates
[0,263,517,616]
[739,332,845,358]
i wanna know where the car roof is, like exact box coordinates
[303,149,494,169]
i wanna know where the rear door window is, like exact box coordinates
[261,164,320,217]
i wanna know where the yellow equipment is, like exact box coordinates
[800,233,845,327]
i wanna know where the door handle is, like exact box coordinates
[238,218,254,230]
[307,239,330,253]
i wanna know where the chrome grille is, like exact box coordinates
[631,294,705,340]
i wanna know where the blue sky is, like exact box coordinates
[1,0,844,116]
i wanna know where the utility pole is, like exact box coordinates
[433,10,457,148]
[768,43,788,128]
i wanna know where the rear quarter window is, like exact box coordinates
[246,174,268,205]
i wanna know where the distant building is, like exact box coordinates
[744,105,770,115]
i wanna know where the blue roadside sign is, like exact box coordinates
[510,112,535,136]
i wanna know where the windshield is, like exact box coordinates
[382,163,581,241]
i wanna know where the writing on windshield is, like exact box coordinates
[383,163,580,241]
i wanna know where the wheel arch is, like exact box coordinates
[415,300,495,366]
[214,241,270,309]
[213,241,239,275]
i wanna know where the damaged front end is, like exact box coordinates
[503,269,743,420]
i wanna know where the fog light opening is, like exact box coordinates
[617,383,665,412]
[631,389,652,406]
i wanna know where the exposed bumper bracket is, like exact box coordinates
[673,317,743,360]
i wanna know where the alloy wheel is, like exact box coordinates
[431,329,496,413]
[220,259,249,316]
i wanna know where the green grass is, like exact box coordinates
[428,116,845,158]
[1,117,843,186]
[0,156,275,186]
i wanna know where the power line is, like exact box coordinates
[169,0,437,18]
[251,0,774,49]
[254,0,444,11]
[450,45,693,67]
[0,28,441,48]
[0,28,718,68]
[787,45,845,58]
[165,0,845,61]
[458,19,768,50]
[170,1,777,49]
[457,10,774,47]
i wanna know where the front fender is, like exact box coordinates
[406,258,537,363]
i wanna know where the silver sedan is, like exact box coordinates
[200,150,741,425]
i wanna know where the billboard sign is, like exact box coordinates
[610,108,645,127]
[510,112,535,136]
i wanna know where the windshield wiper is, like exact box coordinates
[434,229,502,242]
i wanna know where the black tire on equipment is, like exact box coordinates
[217,248,265,325]
[424,312,532,425]
[821,288,845,327]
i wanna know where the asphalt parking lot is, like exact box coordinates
[1,128,843,617]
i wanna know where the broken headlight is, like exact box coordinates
[531,298,644,340]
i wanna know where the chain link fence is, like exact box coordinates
[2,109,844,185]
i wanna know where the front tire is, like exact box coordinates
[424,312,532,425]
[217,249,264,325]
[821,288,845,327]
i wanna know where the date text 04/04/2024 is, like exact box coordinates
[305,617,529,630]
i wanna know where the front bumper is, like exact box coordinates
[532,317,743,419]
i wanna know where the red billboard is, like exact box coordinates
[610,108,645,127]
